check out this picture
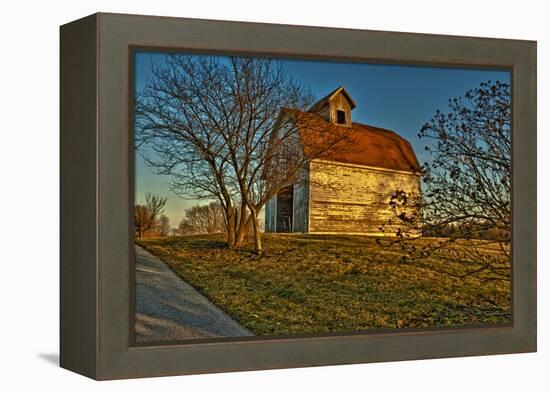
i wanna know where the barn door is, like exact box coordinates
[276,186,293,232]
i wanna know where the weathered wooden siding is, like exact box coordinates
[264,197,277,232]
[292,164,310,232]
[308,160,421,236]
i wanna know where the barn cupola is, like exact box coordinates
[308,86,356,127]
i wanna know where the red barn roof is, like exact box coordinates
[284,108,421,173]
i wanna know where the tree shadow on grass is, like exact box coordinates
[184,239,228,249]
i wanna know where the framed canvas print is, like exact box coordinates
[60,12,537,380]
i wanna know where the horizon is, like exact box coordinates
[134,51,510,228]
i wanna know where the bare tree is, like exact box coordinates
[177,218,198,236]
[134,192,167,239]
[136,54,352,253]
[379,80,511,281]
[134,205,150,239]
[184,202,226,234]
[157,214,171,236]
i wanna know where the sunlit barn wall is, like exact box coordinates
[307,160,421,236]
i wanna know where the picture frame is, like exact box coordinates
[60,12,536,380]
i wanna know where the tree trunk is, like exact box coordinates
[244,214,253,235]
[225,206,236,247]
[250,207,263,254]
[233,202,248,248]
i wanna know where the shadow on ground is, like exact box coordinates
[38,353,59,366]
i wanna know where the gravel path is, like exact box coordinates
[134,245,253,342]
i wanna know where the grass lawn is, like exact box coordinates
[136,233,511,336]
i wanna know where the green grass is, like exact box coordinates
[136,233,511,336]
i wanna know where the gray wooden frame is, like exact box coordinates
[60,12,537,380]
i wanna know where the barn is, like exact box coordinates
[264,86,422,236]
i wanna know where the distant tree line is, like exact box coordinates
[172,202,264,236]
[422,222,509,241]
[134,198,256,238]
[175,202,225,235]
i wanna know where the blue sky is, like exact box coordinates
[134,52,510,228]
